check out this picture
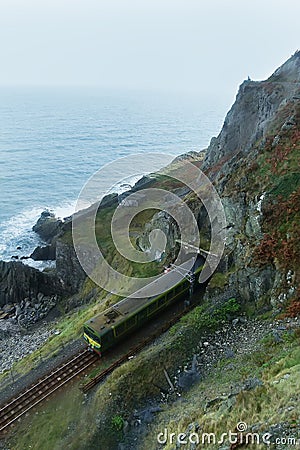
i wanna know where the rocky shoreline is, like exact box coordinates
[0,211,72,392]
[0,330,86,407]
[0,294,58,328]
[0,324,53,375]
[0,52,299,450]
[0,210,71,324]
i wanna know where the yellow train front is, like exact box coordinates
[83,256,204,356]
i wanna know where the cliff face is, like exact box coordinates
[0,260,61,307]
[55,239,86,293]
[135,52,299,313]
[3,54,300,450]
[203,51,300,173]
[0,211,75,310]
[200,51,300,312]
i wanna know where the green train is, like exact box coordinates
[83,256,204,355]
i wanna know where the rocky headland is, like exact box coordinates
[0,51,299,450]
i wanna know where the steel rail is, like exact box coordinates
[0,350,98,433]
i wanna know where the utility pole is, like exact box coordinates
[169,257,196,308]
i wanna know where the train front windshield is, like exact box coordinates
[83,325,101,351]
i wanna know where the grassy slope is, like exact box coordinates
[8,297,243,449]
[140,326,300,450]
[8,304,300,450]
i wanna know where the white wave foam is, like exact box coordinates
[0,207,43,259]
[108,174,145,195]
[0,200,77,264]
[0,178,141,266]
[22,258,56,271]
[47,201,77,220]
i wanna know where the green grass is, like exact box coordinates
[140,327,300,450]
[6,108,300,449]
[270,172,300,198]
[8,384,94,450]
[111,415,124,431]
[7,298,300,450]
[208,272,229,289]
[6,297,242,450]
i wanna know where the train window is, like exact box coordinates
[158,296,165,307]
[126,315,137,329]
[148,300,158,314]
[138,307,147,320]
[85,327,101,343]
[115,322,126,336]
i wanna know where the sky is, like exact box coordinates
[0,0,299,102]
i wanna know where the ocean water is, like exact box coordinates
[0,87,227,265]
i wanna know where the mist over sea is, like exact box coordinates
[0,87,227,264]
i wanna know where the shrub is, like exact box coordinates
[111,415,124,431]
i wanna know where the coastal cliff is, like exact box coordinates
[201,51,300,313]
[203,52,300,171]
[84,51,299,450]
[2,53,300,450]
[1,53,299,333]
[138,51,300,316]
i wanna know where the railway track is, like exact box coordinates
[0,298,200,434]
[0,349,98,433]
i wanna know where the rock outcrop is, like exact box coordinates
[203,51,300,172]
[0,260,62,307]
[134,51,299,312]
[0,209,77,309]
[30,245,56,261]
[200,51,300,310]
[3,53,299,450]
[32,210,63,243]
[55,239,86,293]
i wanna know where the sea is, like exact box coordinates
[0,87,227,268]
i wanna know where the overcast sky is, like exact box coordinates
[0,0,299,102]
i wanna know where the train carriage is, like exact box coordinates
[83,256,204,355]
